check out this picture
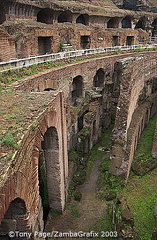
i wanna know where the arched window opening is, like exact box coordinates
[93,68,105,87]
[71,75,83,106]
[107,18,119,28]
[152,18,157,37]
[37,8,54,24]
[135,18,145,30]
[58,11,72,23]
[122,16,132,28]
[76,14,89,25]
[39,127,61,223]
[0,198,28,236]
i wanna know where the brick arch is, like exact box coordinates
[121,16,132,28]
[0,198,29,237]
[37,8,54,24]
[93,68,105,87]
[58,10,72,23]
[71,75,84,106]
[107,17,120,28]
[76,14,89,25]
[110,56,157,178]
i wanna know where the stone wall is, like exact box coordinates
[109,54,157,178]
[0,92,68,233]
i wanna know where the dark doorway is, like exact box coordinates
[58,11,72,23]
[126,36,134,45]
[93,68,105,87]
[38,37,52,55]
[71,75,83,105]
[122,16,132,28]
[0,198,28,238]
[112,36,118,46]
[80,36,90,49]
[37,8,53,24]
[76,14,89,25]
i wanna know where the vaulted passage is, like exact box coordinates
[58,11,72,23]
[93,68,105,87]
[37,8,54,24]
[107,18,119,28]
[122,16,132,28]
[40,127,63,220]
[71,75,83,105]
[76,14,89,25]
[0,198,28,237]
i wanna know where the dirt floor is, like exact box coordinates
[45,159,107,239]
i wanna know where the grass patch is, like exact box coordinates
[1,47,157,89]
[86,126,113,174]
[132,115,157,175]
[69,203,79,218]
[1,132,18,149]
[122,172,157,240]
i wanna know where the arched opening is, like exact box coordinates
[58,11,72,23]
[71,75,83,106]
[76,14,89,25]
[37,8,54,24]
[135,18,145,30]
[122,16,132,28]
[0,198,28,237]
[152,18,157,37]
[107,18,119,28]
[39,127,61,222]
[0,6,6,24]
[93,68,105,87]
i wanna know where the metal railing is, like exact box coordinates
[0,44,157,72]
[150,37,157,42]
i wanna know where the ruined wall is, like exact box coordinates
[109,54,157,178]
[0,29,16,61]
[0,92,68,233]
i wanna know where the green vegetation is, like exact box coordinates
[0,46,157,90]
[69,203,79,218]
[86,126,113,174]
[121,115,157,239]
[4,114,16,120]
[122,173,157,240]
[1,132,18,149]
[132,115,157,175]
